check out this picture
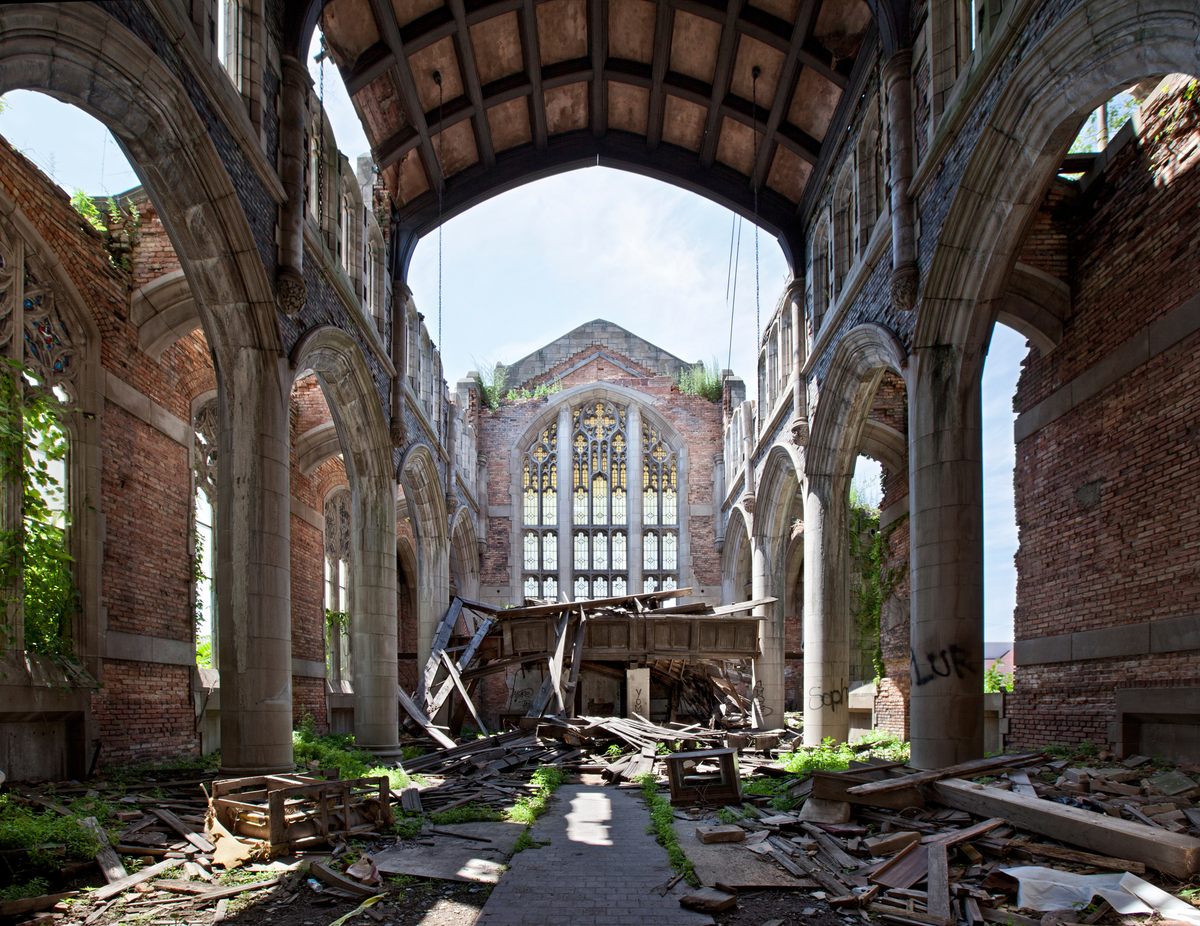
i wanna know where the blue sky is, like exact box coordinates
[0,63,1026,641]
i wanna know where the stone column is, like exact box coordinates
[276,55,309,316]
[802,472,850,745]
[556,403,573,599]
[626,405,643,594]
[216,348,293,774]
[351,477,400,758]
[908,345,984,768]
[884,49,917,312]
[751,538,784,724]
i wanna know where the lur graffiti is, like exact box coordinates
[910,644,975,686]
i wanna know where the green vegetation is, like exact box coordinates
[70,190,105,232]
[848,487,906,683]
[475,363,508,410]
[716,806,742,824]
[984,662,1014,693]
[505,381,562,403]
[505,765,564,825]
[604,743,625,760]
[777,732,909,778]
[677,360,723,403]
[0,362,78,657]
[429,803,503,825]
[638,774,699,886]
[391,813,424,840]
[292,722,411,789]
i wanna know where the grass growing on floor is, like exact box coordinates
[292,722,412,789]
[777,732,909,777]
[429,803,505,825]
[637,774,699,887]
[505,766,565,825]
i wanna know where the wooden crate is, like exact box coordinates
[210,773,393,855]
[664,748,742,806]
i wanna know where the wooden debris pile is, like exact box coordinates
[399,589,771,747]
[672,751,1200,924]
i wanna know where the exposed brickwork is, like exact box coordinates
[1011,84,1200,746]
[92,661,197,766]
[293,675,328,732]
[130,197,182,290]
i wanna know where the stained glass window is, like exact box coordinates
[571,401,627,598]
[520,423,558,599]
[642,424,680,592]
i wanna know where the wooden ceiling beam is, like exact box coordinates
[519,0,549,149]
[645,1,676,149]
[699,0,744,168]
[447,0,496,168]
[752,0,820,188]
[589,0,609,138]
[367,0,446,193]
[344,41,394,96]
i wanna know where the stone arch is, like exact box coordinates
[130,270,201,360]
[906,0,1200,768]
[721,506,753,606]
[449,508,481,601]
[751,445,804,722]
[399,442,449,687]
[0,2,294,773]
[804,323,905,744]
[916,0,1200,360]
[395,531,420,693]
[292,327,398,757]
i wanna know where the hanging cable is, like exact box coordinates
[751,65,761,350]
[434,70,445,353]
[726,217,742,373]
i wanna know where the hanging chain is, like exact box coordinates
[751,65,761,351]
[316,36,327,225]
[435,70,444,353]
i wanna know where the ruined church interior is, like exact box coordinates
[0,0,1197,922]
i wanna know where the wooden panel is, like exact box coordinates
[509,621,551,653]
[471,12,524,85]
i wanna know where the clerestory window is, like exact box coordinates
[324,488,352,685]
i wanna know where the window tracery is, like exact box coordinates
[521,422,558,600]
[641,423,679,593]
[324,487,352,683]
[571,401,628,599]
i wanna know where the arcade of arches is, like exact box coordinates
[0,0,1198,782]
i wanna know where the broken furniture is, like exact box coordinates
[210,773,393,856]
[665,747,742,805]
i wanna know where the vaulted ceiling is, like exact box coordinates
[318,0,874,267]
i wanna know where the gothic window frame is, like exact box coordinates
[191,394,219,668]
[520,422,559,602]
[0,208,101,664]
[511,386,690,605]
[323,485,353,688]
[570,400,629,600]
[640,422,679,594]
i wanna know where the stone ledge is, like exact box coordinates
[1016,615,1200,665]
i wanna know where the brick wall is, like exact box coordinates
[1009,83,1200,748]
[92,661,197,766]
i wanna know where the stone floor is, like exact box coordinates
[477,783,714,926]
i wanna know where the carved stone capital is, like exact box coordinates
[390,421,406,445]
[276,265,306,317]
[890,262,918,312]
[741,491,757,514]
[791,416,810,446]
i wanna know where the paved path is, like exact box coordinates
[477,784,714,926]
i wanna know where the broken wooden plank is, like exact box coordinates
[932,777,1200,878]
[440,650,489,735]
[870,819,1005,890]
[398,688,457,749]
[311,861,380,898]
[812,769,925,810]
[847,753,1043,796]
[1006,769,1038,797]
[925,843,952,926]
[79,816,127,884]
[93,858,183,901]
[152,807,216,854]
[979,836,1146,873]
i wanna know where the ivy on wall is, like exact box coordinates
[848,491,906,683]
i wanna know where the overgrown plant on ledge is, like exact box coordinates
[0,361,78,657]
[677,359,723,403]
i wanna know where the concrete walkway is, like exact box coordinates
[477,784,714,926]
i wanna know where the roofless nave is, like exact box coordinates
[0,0,1197,793]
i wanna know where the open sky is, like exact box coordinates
[0,53,1025,642]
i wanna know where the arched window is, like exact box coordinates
[810,219,831,333]
[192,398,218,667]
[521,423,558,600]
[833,168,855,295]
[0,235,80,657]
[856,100,885,251]
[641,423,678,593]
[324,488,352,684]
[571,401,628,599]
[519,398,683,602]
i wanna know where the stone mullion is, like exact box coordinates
[627,406,643,594]
[556,404,572,600]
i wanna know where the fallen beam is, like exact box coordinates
[931,778,1200,878]
[846,753,1042,796]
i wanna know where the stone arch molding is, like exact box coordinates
[400,442,449,683]
[449,508,481,601]
[0,2,281,368]
[807,323,906,481]
[291,327,399,757]
[916,0,1200,359]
